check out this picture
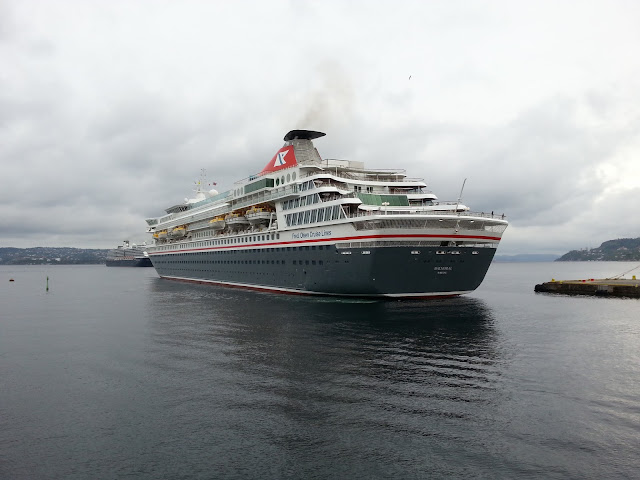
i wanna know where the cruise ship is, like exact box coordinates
[105,241,152,267]
[144,130,508,298]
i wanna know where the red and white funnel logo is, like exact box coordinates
[260,146,297,174]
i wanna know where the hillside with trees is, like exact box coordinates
[0,247,108,265]
[556,238,640,261]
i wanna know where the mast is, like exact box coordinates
[454,178,467,213]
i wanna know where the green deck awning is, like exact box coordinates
[245,178,275,194]
[357,193,409,206]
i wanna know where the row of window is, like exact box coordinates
[275,171,297,187]
[285,205,345,227]
[298,180,315,192]
[156,258,327,266]
[157,245,329,256]
[194,229,215,239]
[159,259,289,265]
[156,256,467,271]
[154,233,282,251]
[281,193,321,210]
[238,172,296,197]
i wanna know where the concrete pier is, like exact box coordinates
[534,277,640,298]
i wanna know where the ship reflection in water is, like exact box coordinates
[146,279,500,379]
[146,279,503,477]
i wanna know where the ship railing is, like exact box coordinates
[348,217,508,234]
[388,188,432,195]
[426,201,464,206]
[301,170,424,184]
[313,164,410,177]
[155,203,231,230]
[344,209,507,220]
[231,184,300,211]
[335,240,500,249]
[153,192,232,225]
[233,164,299,185]
[148,225,281,249]
[316,191,358,203]
[313,179,351,191]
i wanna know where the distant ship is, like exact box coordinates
[144,130,508,298]
[105,241,152,267]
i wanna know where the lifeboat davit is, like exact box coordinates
[245,207,273,225]
[225,213,250,228]
[209,216,226,230]
[170,226,187,237]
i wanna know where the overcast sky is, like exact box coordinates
[2,0,639,255]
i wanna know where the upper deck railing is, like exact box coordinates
[344,209,507,221]
[301,169,424,184]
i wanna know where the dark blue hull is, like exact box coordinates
[149,244,496,297]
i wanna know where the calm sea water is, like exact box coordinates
[1,262,639,479]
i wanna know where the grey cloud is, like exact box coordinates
[2,0,639,253]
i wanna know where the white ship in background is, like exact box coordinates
[105,241,151,267]
[144,130,508,297]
